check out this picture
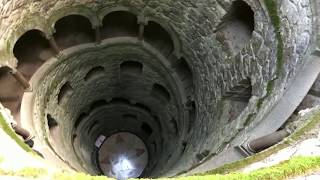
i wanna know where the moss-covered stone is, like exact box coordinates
[263,0,284,77]
[255,0,283,108]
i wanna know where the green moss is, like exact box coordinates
[197,109,320,175]
[243,114,254,126]
[256,99,263,110]
[257,80,276,109]
[0,113,35,154]
[255,0,284,104]
[264,0,281,31]
[16,167,48,178]
[266,80,275,96]
[0,167,47,178]
[264,0,284,76]
[53,172,112,180]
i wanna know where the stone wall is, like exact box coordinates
[0,0,318,177]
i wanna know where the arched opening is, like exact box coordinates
[216,0,255,55]
[110,97,131,105]
[101,11,139,39]
[174,58,194,95]
[221,78,252,122]
[123,114,138,121]
[58,82,74,105]
[135,103,152,114]
[120,61,143,75]
[141,122,153,137]
[144,21,174,57]
[85,67,105,82]
[47,113,61,142]
[47,114,58,130]
[151,84,171,103]
[53,15,95,49]
[196,150,210,162]
[14,30,56,80]
[89,100,108,113]
[186,99,196,133]
[75,113,88,129]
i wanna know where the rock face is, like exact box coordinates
[0,0,319,178]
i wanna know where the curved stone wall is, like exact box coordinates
[0,0,318,178]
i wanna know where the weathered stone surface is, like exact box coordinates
[0,0,318,178]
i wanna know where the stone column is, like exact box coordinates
[48,37,60,54]
[94,26,102,43]
[10,69,31,90]
[138,16,147,40]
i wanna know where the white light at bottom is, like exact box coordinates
[111,155,136,180]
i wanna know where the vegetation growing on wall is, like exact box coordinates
[257,0,284,109]
[0,113,35,154]
[263,0,284,77]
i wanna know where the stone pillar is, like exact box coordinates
[10,69,31,90]
[48,37,60,54]
[138,16,147,40]
[95,26,102,43]
[138,24,145,40]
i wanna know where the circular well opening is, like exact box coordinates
[97,132,149,179]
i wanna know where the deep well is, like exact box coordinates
[0,0,320,179]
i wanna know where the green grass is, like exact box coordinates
[53,172,113,180]
[0,113,35,154]
[0,167,47,178]
[161,156,320,180]
[266,80,275,96]
[1,156,318,180]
